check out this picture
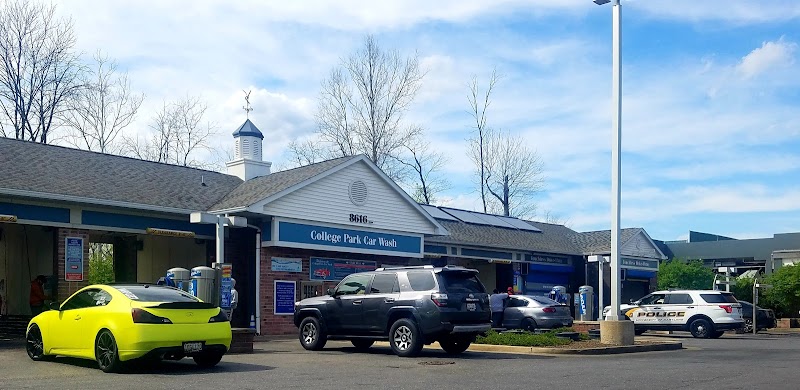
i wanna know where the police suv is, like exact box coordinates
[602,290,744,338]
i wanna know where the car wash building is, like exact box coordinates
[0,119,446,336]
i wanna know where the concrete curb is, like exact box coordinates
[374,340,683,355]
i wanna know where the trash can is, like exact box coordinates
[578,285,594,321]
[167,267,191,292]
[189,266,217,305]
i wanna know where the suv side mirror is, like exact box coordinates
[326,288,336,297]
[49,301,61,311]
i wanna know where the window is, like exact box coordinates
[665,294,694,305]
[335,274,372,295]
[62,289,101,310]
[112,286,200,302]
[507,297,528,308]
[437,271,485,293]
[639,294,666,305]
[407,271,436,291]
[700,293,738,304]
[90,290,113,306]
[370,274,399,294]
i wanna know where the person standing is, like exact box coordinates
[229,278,239,322]
[29,275,48,316]
[489,288,509,328]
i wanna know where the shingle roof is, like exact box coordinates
[573,228,642,254]
[0,137,243,211]
[210,156,356,211]
[426,218,583,255]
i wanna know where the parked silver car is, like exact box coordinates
[502,295,573,330]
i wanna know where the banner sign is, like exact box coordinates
[274,280,296,315]
[621,258,659,270]
[277,221,421,256]
[65,237,84,281]
[271,257,303,273]
[219,263,233,309]
[309,257,377,281]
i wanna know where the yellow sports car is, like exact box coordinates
[26,284,232,372]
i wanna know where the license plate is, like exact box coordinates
[183,341,204,353]
[466,303,476,311]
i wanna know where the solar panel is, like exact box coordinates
[420,205,459,221]
[440,208,491,225]
[500,217,542,232]
[474,213,518,229]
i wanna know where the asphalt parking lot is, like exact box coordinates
[1,331,798,390]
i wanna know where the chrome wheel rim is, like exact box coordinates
[302,322,317,345]
[96,332,117,369]
[393,325,413,351]
[744,319,754,333]
[695,324,708,337]
[26,326,44,358]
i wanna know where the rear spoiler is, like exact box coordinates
[146,302,216,310]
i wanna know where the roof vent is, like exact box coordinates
[349,180,368,206]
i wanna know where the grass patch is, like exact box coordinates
[475,328,581,347]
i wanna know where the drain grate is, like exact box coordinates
[418,361,455,366]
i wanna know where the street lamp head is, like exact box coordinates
[593,0,611,5]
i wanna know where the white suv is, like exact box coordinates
[602,290,744,338]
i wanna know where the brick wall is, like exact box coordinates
[56,228,91,301]
[259,247,412,335]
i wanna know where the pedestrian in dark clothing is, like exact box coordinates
[29,275,48,316]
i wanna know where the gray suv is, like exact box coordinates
[293,265,491,357]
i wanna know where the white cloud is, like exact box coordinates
[737,38,797,79]
[633,1,800,24]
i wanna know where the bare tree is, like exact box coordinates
[467,69,500,213]
[64,51,144,153]
[0,0,83,143]
[123,96,215,168]
[292,35,424,179]
[484,130,544,218]
[394,132,450,205]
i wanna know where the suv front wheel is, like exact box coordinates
[389,318,423,357]
[299,317,327,351]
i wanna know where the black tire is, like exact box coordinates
[439,336,472,355]
[193,352,224,368]
[743,318,754,333]
[389,318,423,357]
[634,329,646,336]
[299,317,327,351]
[26,324,51,361]
[521,318,537,332]
[350,339,374,350]
[689,318,714,339]
[95,329,122,373]
[710,330,725,339]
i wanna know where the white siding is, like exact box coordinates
[622,232,660,259]
[264,161,436,235]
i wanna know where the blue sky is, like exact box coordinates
[53,0,800,241]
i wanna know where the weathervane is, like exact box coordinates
[242,90,253,119]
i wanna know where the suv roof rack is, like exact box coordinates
[375,265,435,272]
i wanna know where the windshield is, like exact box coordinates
[113,286,200,302]
[437,271,486,293]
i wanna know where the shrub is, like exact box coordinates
[475,329,574,347]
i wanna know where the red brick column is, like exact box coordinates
[56,228,91,301]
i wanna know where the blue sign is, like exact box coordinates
[274,280,296,315]
[271,257,303,273]
[621,258,659,270]
[277,221,422,255]
[65,237,84,281]
[310,257,377,281]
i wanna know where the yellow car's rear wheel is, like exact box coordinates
[193,352,224,368]
[95,329,122,373]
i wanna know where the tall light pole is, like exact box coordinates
[594,0,623,322]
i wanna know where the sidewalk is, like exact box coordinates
[373,338,683,356]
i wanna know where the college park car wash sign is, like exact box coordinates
[275,221,422,257]
[65,237,84,281]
